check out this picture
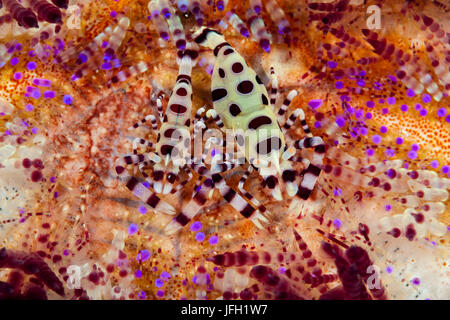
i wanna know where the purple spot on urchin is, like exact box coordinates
[422,94,431,103]
[366,100,375,108]
[333,219,342,228]
[327,61,337,68]
[388,75,397,82]
[372,135,381,144]
[355,109,364,119]
[101,62,112,70]
[359,127,368,136]
[336,117,346,127]
[406,88,415,97]
[430,160,439,168]
[10,57,19,66]
[401,104,409,112]
[365,112,372,119]
[408,151,417,160]
[385,204,392,211]
[134,270,142,278]
[63,95,73,105]
[386,97,396,105]
[137,249,151,262]
[415,103,422,111]
[190,221,202,232]
[411,144,420,151]
[128,223,138,235]
[335,81,344,89]
[209,235,218,245]
[155,278,164,288]
[44,91,55,99]
[386,266,393,274]
[195,232,205,242]
[366,149,374,157]
[380,126,388,133]
[442,165,449,174]
[308,99,323,109]
[412,277,420,285]
[138,206,147,214]
[26,61,37,70]
[32,90,41,99]
[419,108,428,116]
[333,188,342,197]
[396,137,404,145]
[437,108,446,117]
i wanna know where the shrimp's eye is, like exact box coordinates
[166,173,176,183]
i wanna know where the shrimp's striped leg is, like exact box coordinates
[116,154,148,168]
[193,106,207,138]
[170,169,193,194]
[269,66,278,107]
[115,165,175,215]
[237,165,274,216]
[277,90,298,123]
[211,173,269,229]
[149,97,164,123]
[165,177,214,234]
[129,114,158,131]
[206,109,224,129]
[211,158,236,173]
[293,137,325,200]
[132,137,155,155]
[283,108,313,137]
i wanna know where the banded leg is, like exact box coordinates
[116,153,148,168]
[237,164,274,216]
[132,137,155,155]
[206,109,224,130]
[154,97,164,123]
[114,165,175,214]
[293,137,325,200]
[211,173,269,229]
[170,169,193,194]
[269,66,278,107]
[165,176,214,234]
[193,106,207,139]
[277,90,298,123]
[282,108,313,137]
